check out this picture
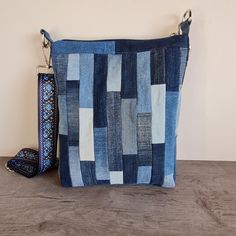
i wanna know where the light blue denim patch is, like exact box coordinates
[94,127,110,181]
[79,54,94,108]
[68,146,84,187]
[164,91,179,176]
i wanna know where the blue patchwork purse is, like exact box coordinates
[7,10,192,188]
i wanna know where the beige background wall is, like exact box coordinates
[0,0,235,160]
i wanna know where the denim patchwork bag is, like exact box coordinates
[7,10,191,188]
[52,10,191,187]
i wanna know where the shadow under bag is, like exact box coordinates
[7,10,192,188]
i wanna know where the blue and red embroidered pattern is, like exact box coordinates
[38,73,58,173]
[7,74,58,177]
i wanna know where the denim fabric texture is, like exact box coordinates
[51,32,190,187]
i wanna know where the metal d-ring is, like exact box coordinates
[5,162,15,173]
[178,9,192,35]
[42,45,52,69]
[42,33,50,48]
[182,9,192,23]
[170,9,192,36]
[36,32,53,74]
[41,32,52,68]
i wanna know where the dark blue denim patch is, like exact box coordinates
[123,154,138,184]
[66,81,80,146]
[151,48,165,85]
[93,54,108,128]
[121,53,137,98]
[59,134,72,187]
[80,161,97,186]
[151,143,165,186]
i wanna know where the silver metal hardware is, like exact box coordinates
[5,162,15,173]
[171,9,192,36]
[178,9,192,35]
[38,31,53,74]
[42,33,50,48]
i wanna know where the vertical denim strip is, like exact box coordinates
[93,54,108,128]
[163,91,179,188]
[123,154,137,184]
[110,171,123,184]
[165,47,181,91]
[79,108,95,161]
[137,113,152,166]
[121,53,137,98]
[107,92,123,171]
[68,146,84,186]
[107,54,122,91]
[137,51,152,113]
[121,99,137,155]
[79,53,94,108]
[137,166,152,184]
[175,91,182,137]
[179,48,188,84]
[58,95,68,135]
[163,174,176,188]
[67,54,80,81]
[151,48,165,85]
[66,81,79,146]
[80,161,97,185]
[94,127,110,181]
[55,54,68,95]
[174,143,177,182]
[137,113,152,184]
[151,143,165,186]
[59,134,72,187]
[151,84,166,143]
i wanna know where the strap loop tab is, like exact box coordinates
[40,29,54,44]
[178,9,192,35]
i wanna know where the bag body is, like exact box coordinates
[51,31,190,187]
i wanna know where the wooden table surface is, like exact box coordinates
[0,157,235,236]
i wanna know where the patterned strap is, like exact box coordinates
[6,73,58,177]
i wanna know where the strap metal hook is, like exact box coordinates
[41,32,52,69]
[182,9,192,23]
[178,9,192,35]
[5,162,15,173]
[37,31,53,74]
[170,9,192,36]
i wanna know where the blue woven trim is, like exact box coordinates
[7,73,58,177]
[38,73,58,173]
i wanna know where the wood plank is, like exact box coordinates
[0,157,235,236]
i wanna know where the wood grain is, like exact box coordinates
[0,157,235,236]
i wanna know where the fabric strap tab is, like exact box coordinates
[179,19,192,35]
[40,29,54,44]
[178,10,192,35]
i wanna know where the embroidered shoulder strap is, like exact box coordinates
[5,32,58,177]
